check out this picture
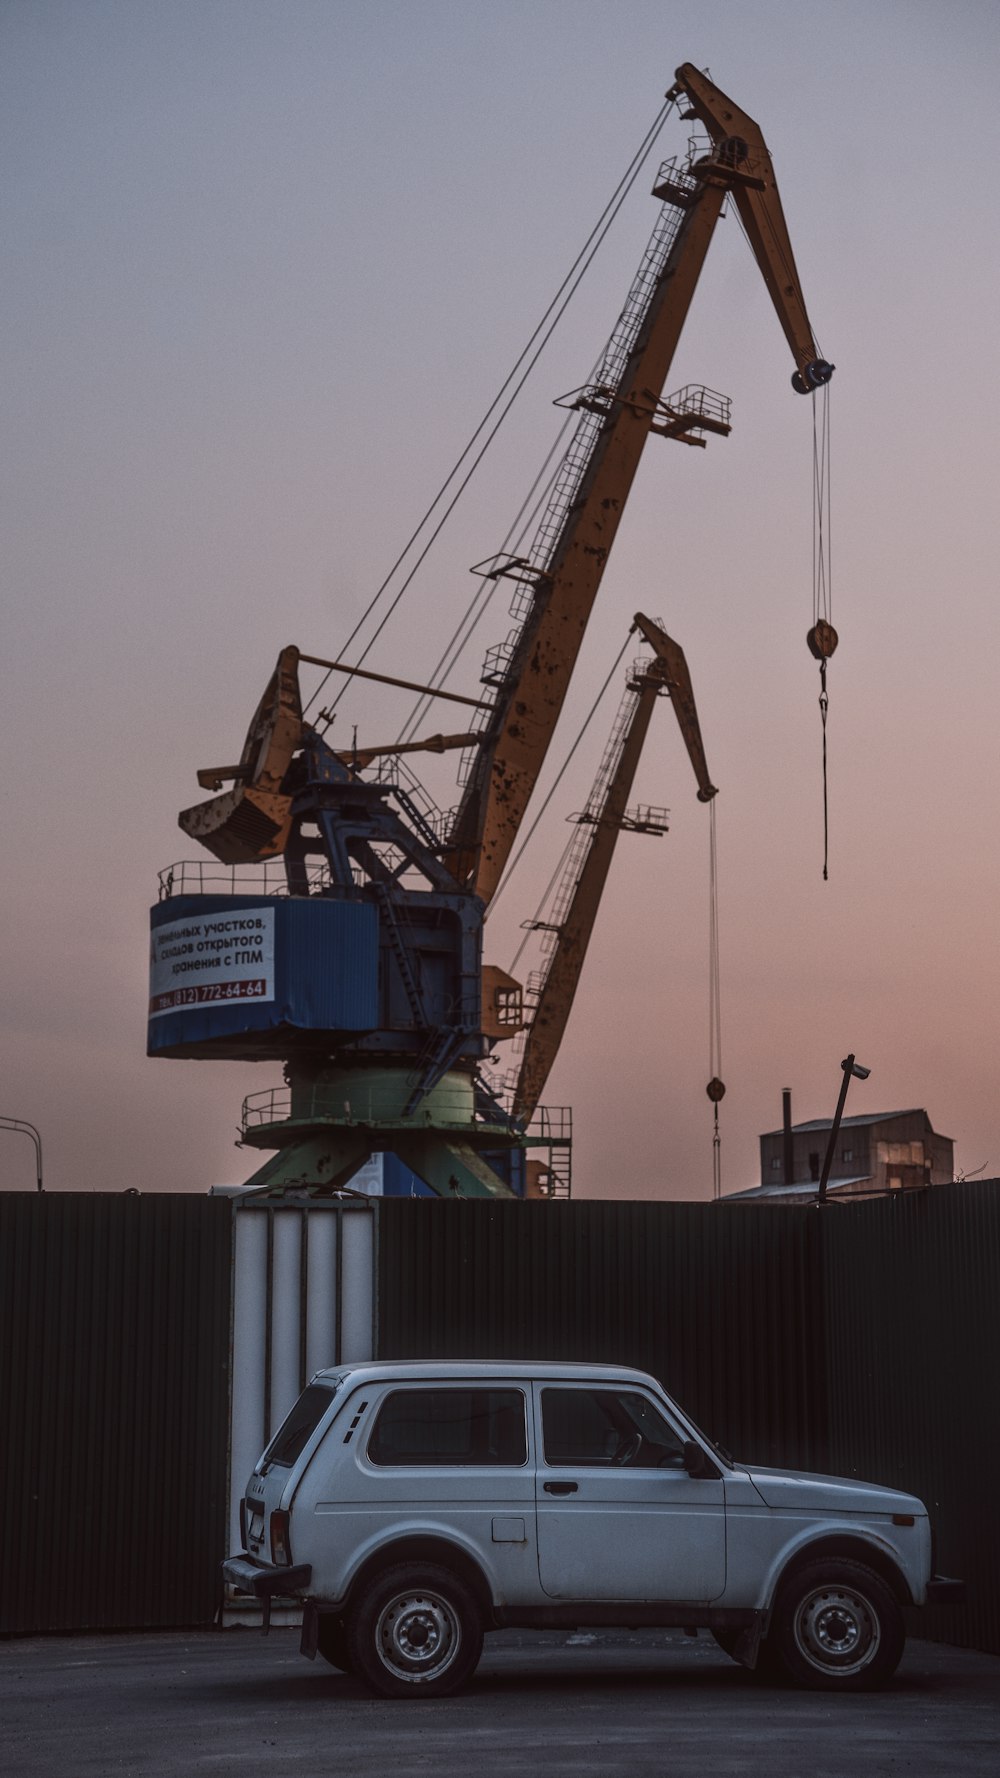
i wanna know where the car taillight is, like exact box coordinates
[240,1498,248,1548]
[270,1509,292,1566]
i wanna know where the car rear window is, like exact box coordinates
[260,1381,339,1470]
[367,1388,527,1466]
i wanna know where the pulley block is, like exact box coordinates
[792,359,835,394]
[807,620,838,661]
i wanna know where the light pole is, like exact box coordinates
[0,1117,43,1192]
[817,1056,870,1204]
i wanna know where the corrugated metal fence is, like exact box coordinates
[377,1186,1000,1656]
[2,1183,997,1651]
[376,1200,825,1472]
[821,1184,1000,1654]
[0,1192,231,1634]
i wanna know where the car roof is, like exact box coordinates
[314,1359,661,1386]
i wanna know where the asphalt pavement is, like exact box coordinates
[3,1628,998,1777]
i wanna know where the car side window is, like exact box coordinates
[541,1387,687,1469]
[260,1382,338,1469]
[367,1388,528,1467]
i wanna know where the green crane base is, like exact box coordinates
[237,1132,375,1198]
[393,1134,514,1199]
[236,1062,520,1199]
[237,1129,515,1199]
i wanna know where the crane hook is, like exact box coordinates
[811,644,833,881]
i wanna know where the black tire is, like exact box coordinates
[346,1562,484,1700]
[316,1615,352,1674]
[772,1559,904,1691]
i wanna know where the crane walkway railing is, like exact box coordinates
[458,160,695,793]
[525,663,650,962]
[158,860,333,900]
[457,149,722,795]
[241,1081,512,1138]
[378,754,453,845]
[506,185,692,627]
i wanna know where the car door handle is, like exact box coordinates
[543,1481,578,1495]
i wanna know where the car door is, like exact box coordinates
[532,1382,726,1602]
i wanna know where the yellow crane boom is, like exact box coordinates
[446,66,831,905]
[510,616,715,1127]
[671,64,832,393]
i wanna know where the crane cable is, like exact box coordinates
[303,96,676,726]
[707,800,725,1199]
[809,384,835,880]
[508,828,578,975]
[398,324,611,745]
[396,408,578,745]
[400,118,694,749]
[729,201,836,878]
[487,633,634,925]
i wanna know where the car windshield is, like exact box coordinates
[655,1386,734,1468]
[680,1408,734,1468]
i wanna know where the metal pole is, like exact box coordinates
[782,1089,794,1186]
[817,1056,869,1203]
[298,654,488,710]
[0,1116,43,1192]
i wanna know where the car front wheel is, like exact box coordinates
[347,1562,484,1699]
[772,1559,904,1691]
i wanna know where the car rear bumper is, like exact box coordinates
[925,1575,966,1604]
[222,1553,312,1598]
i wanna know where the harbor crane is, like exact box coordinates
[149,65,832,1199]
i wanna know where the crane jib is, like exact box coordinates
[448,67,829,905]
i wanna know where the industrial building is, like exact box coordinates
[729,1107,954,1203]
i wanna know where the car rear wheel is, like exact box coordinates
[347,1563,484,1699]
[772,1559,904,1691]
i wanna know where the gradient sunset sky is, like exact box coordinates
[3,0,999,1198]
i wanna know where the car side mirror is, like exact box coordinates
[682,1439,714,1479]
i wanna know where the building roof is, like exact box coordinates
[725,1174,873,1202]
[759,1109,945,1140]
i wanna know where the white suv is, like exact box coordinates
[223,1359,962,1697]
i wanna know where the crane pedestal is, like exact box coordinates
[238,1062,521,1199]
